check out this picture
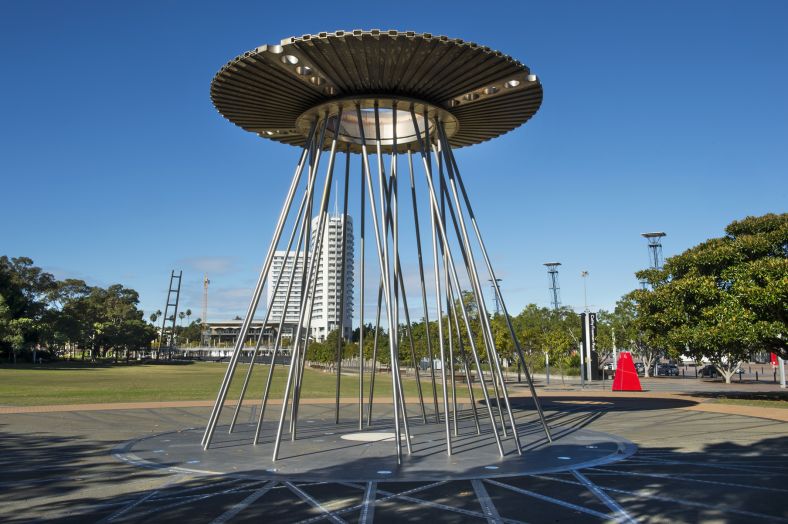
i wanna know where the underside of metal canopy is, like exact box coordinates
[211,30,543,153]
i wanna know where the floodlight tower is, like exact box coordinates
[544,262,561,310]
[489,278,502,315]
[542,262,561,385]
[640,232,666,288]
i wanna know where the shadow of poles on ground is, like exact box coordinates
[0,425,167,522]
[11,433,788,523]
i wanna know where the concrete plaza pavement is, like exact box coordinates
[0,377,786,523]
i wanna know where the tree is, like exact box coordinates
[603,296,662,377]
[306,329,352,367]
[0,294,28,363]
[0,256,57,359]
[634,213,788,383]
[0,256,155,362]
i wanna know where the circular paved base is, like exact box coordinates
[116,415,636,482]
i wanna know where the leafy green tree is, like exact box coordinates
[0,294,28,363]
[634,213,787,383]
[306,328,354,367]
[0,256,57,359]
[0,256,155,362]
[597,296,662,376]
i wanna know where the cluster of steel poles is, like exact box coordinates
[201,100,551,463]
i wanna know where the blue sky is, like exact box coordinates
[1,1,786,322]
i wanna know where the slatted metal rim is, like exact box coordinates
[211,30,543,152]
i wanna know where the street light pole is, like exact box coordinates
[580,271,591,381]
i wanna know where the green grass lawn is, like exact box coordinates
[715,399,788,409]
[0,361,477,407]
[712,395,788,410]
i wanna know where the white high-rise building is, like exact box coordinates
[267,251,305,329]
[266,214,354,341]
[309,214,354,340]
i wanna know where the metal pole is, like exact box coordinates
[291,111,345,439]
[423,114,453,455]
[171,271,182,360]
[253,187,313,444]
[358,152,365,430]
[374,103,412,455]
[367,175,393,426]
[367,281,383,426]
[272,109,341,459]
[780,357,786,389]
[288,145,316,436]
[356,102,403,463]
[291,221,329,438]
[376,153,427,423]
[408,150,440,422]
[438,144,459,436]
[335,145,351,424]
[229,157,314,433]
[437,123,523,448]
[433,139,511,443]
[583,310,592,382]
[411,107,503,456]
[202,121,317,449]
[612,328,618,371]
[440,127,552,443]
[289,126,319,435]
[447,279,481,435]
[546,352,550,385]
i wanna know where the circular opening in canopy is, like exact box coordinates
[295,96,460,153]
[327,107,432,147]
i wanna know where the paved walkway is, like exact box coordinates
[3,387,786,422]
[1,396,786,522]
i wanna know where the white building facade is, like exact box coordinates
[266,214,354,341]
[267,251,305,327]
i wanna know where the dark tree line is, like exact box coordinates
[0,256,157,363]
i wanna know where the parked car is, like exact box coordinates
[634,362,645,374]
[698,365,718,378]
[657,364,679,376]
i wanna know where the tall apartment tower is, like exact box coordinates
[309,214,354,341]
[267,251,305,330]
[266,214,354,342]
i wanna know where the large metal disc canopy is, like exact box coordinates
[211,29,542,153]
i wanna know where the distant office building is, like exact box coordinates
[266,214,354,341]
[201,319,279,349]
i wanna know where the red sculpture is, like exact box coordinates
[612,351,642,391]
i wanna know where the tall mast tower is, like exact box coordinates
[201,274,210,346]
[640,232,666,288]
[489,278,502,315]
[544,262,561,310]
